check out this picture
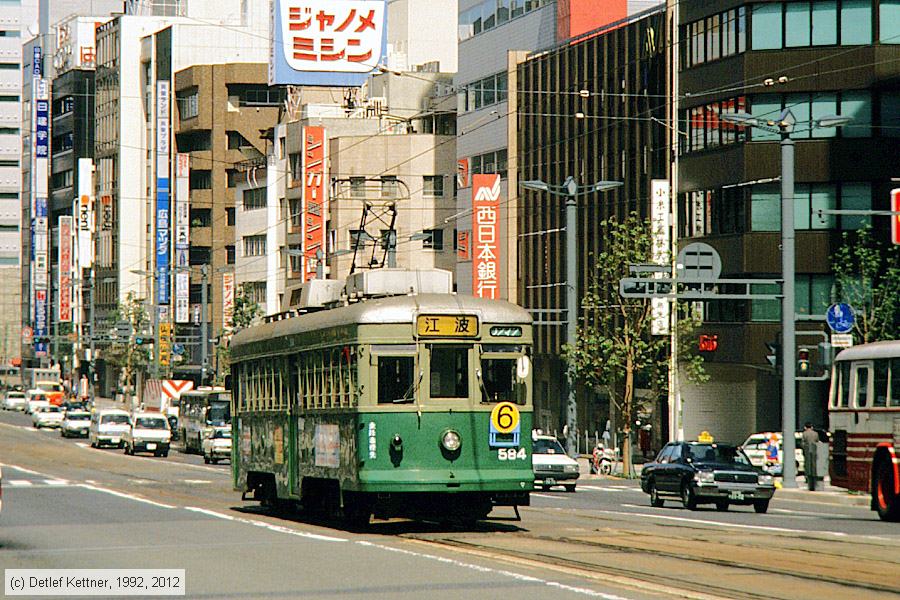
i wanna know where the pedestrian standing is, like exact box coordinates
[802,423,819,491]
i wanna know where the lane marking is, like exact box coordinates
[183,479,211,484]
[532,493,570,500]
[79,484,176,509]
[43,479,69,486]
[0,463,55,477]
[356,540,632,599]
[183,507,348,542]
[600,506,896,541]
[579,486,633,493]
[7,480,33,486]
[70,442,225,473]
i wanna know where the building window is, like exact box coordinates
[227,130,251,150]
[190,170,212,190]
[227,84,281,107]
[226,207,235,226]
[244,281,267,304]
[465,71,508,111]
[750,0,873,50]
[381,175,401,198]
[176,88,199,120]
[289,198,302,229]
[750,182,871,231]
[471,148,508,179]
[288,244,302,274]
[881,0,900,42]
[349,229,368,250]
[422,229,444,250]
[289,152,302,186]
[176,130,211,152]
[190,246,211,265]
[243,234,267,257]
[748,92,872,141]
[190,208,211,227]
[423,175,444,197]
[227,169,240,187]
[226,244,235,265]
[459,0,551,41]
[242,187,266,210]
[350,177,366,198]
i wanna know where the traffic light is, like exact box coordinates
[765,340,781,368]
[798,347,811,376]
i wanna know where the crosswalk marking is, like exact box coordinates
[8,480,33,486]
[6,478,71,487]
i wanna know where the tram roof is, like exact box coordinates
[231,294,532,350]
[834,340,900,362]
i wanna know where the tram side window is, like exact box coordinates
[839,362,851,407]
[430,346,469,398]
[855,366,869,408]
[874,359,889,407]
[378,357,415,404]
[481,357,516,403]
[891,358,900,407]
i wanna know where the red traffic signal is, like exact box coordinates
[892,189,900,245]
[798,347,811,375]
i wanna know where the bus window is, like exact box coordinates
[891,358,900,407]
[430,346,468,398]
[874,359,889,407]
[481,356,516,403]
[854,365,870,408]
[378,356,415,404]
[839,362,851,407]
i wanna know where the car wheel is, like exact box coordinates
[161,451,168,458]
[211,457,218,465]
[541,485,551,491]
[715,501,729,512]
[681,481,698,510]
[564,484,576,493]
[753,500,770,514]
[649,480,664,507]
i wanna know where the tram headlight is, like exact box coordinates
[441,430,461,452]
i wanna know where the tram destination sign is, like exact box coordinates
[416,315,479,338]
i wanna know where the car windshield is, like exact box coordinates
[743,435,768,448]
[8,392,24,398]
[533,438,566,454]
[40,406,60,413]
[66,413,89,421]
[207,401,230,426]
[102,414,130,425]
[686,444,751,465]
[136,417,168,429]
[214,429,231,439]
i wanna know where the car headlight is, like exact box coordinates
[564,464,579,473]
[758,474,774,486]
[440,430,461,452]
[694,471,715,484]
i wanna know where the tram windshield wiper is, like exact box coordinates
[395,370,423,404]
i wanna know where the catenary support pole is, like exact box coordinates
[781,130,797,488]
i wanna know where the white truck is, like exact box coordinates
[142,379,193,436]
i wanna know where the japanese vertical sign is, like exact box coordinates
[174,153,190,322]
[77,158,94,268]
[650,179,670,336]
[156,81,171,305]
[58,216,72,323]
[457,158,469,188]
[222,272,235,331]
[472,174,501,300]
[302,126,326,282]
[270,0,387,86]
[31,56,49,356]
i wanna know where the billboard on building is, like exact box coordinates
[650,179,670,336]
[58,216,73,323]
[31,65,50,357]
[457,158,469,188]
[472,174,501,300]
[156,81,171,305]
[269,0,388,86]
[77,159,94,268]
[175,153,190,323]
[222,272,235,330]
[54,16,107,74]
[302,126,326,282]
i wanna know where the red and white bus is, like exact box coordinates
[828,340,900,521]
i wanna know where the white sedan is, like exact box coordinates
[32,405,63,429]
[202,427,232,464]
[3,391,26,411]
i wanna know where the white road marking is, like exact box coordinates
[79,483,176,509]
[578,486,632,492]
[0,464,49,477]
[183,479,211,484]
[355,540,632,599]
[770,508,852,518]
[183,507,348,542]
[70,441,225,473]
[75,442,89,448]
[532,493,569,500]
[43,479,69,486]
[7,480,33,486]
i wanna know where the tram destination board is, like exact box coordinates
[416,314,479,338]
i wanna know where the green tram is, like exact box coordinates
[230,293,534,523]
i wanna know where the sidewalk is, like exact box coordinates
[575,456,870,508]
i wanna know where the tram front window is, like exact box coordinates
[378,356,415,404]
[481,358,516,403]
[430,346,468,398]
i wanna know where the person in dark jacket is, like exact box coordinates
[801,423,819,491]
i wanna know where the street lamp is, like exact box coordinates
[721,108,850,488]
[520,176,623,457]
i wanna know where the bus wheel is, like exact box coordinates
[874,458,900,522]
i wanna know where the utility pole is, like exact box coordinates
[89,266,96,400]
[200,263,208,384]
[780,125,797,488]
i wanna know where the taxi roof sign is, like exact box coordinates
[697,431,714,443]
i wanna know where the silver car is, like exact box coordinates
[3,391,26,411]
[60,410,91,438]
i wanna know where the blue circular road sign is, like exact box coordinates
[826,303,855,333]
[173,343,185,356]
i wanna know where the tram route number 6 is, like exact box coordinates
[498,448,527,460]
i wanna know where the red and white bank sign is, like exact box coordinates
[303,126,327,281]
[472,174,501,299]
[270,0,386,86]
[58,216,72,323]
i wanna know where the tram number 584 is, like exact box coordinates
[498,448,527,461]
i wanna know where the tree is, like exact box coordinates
[214,285,261,384]
[562,213,707,476]
[102,293,151,395]
[832,227,900,343]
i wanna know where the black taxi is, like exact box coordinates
[640,441,776,513]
